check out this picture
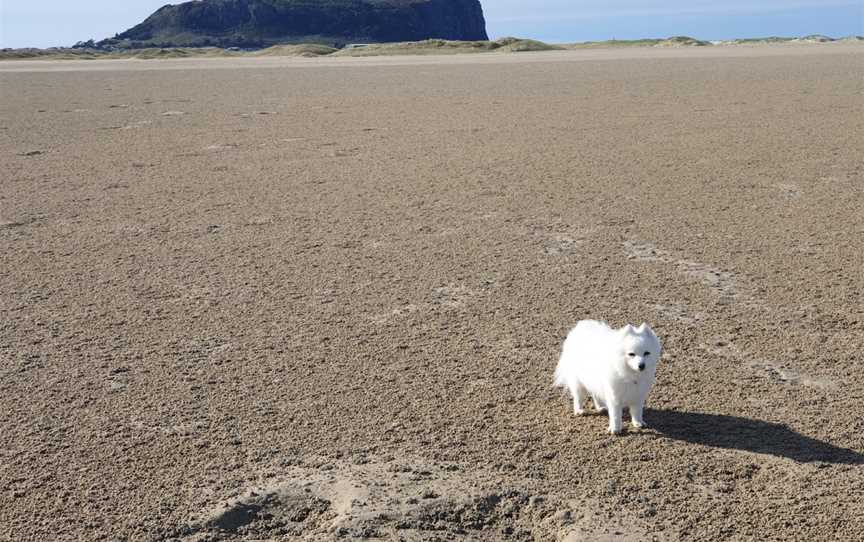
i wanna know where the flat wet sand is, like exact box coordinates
[1,45,863,540]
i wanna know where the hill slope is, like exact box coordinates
[98,0,488,49]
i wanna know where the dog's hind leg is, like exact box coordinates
[570,382,588,416]
[590,394,607,413]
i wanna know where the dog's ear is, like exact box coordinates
[636,323,650,334]
[621,324,636,335]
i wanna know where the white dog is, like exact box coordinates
[554,320,662,434]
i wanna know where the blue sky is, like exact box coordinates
[1,0,862,48]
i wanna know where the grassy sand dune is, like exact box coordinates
[567,36,711,48]
[251,44,339,57]
[0,37,563,61]
[331,37,562,56]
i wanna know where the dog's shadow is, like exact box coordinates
[647,409,864,465]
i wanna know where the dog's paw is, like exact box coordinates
[607,427,623,435]
[631,421,648,429]
[574,409,587,416]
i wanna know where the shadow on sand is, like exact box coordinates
[647,409,864,465]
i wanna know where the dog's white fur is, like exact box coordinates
[554,320,662,434]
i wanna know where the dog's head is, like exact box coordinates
[619,323,662,373]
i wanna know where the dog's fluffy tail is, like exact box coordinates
[552,340,569,388]
[553,320,608,389]
[552,363,566,388]
[552,327,574,388]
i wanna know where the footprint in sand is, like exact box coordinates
[623,240,665,262]
[651,303,705,325]
[772,183,801,199]
[677,261,738,300]
[370,284,484,324]
[123,120,152,130]
[543,234,585,256]
[369,304,420,325]
[327,148,359,158]
[313,141,359,158]
[244,216,274,227]
[431,284,481,308]
[624,241,741,301]
[701,341,837,390]
[204,144,237,152]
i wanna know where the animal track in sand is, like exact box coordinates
[369,304,419,325]
[522,223,594,258]
[624,241,740,301]
[122,120,152,130]
[543,234,585,256]
[204,144,238,152]
[651,303,706,325]
[622,240,665,262]
[772,183,801,199]
[701,341,837,390]
[237,111,277,118]
[431,284,481,308]
[244,215,275,227]
[314,143,361,158]
[369,284,484,324]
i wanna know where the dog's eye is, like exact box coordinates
[644,351,651,356]
[627,353,636,357]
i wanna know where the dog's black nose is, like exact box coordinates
[638,363,646,371]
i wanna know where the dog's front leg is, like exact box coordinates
[607,401,623,435]
[630,401,646,429]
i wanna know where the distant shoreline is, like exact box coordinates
[2,35,861,61]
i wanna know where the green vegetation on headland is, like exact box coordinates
[2,35,859,61]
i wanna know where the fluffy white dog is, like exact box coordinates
[554,320,662,435]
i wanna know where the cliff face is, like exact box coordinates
[100,0,488,49]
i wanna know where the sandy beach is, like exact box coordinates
[1,44,863,540]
